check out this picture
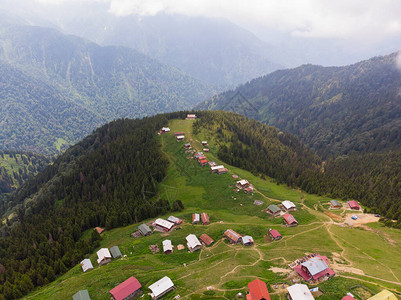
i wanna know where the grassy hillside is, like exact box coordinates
[0,150,51,203]
[0,23,214,154]
[198,53,401,157]
[25,118,401,300]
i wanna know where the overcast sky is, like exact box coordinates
[28,0,401,45]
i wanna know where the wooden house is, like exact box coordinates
[282,200,296,211]
[184,143,191,149]
[109,276,142,300]
[201,212,210,225]
[294,255,335,282]
[149,276,175,299]
[224,229,242,243]
[176,135,185,142]
[283,213,298,227]
[162,240,173,254]
[268,229,282,240]
[266,204,281,217]
[153,219,174,232]
[192,213,200,224]
[247,279,271,300]
[287,284,314,300]
[167,216,182,225]
[217,168,228,174]
[186,114,197,120]
[174,132,184,136]
[138,224,152,236]
[244,186,254,194]
[97,248,111,266]
[73,290,91,300]
[242,235,254,246]
[186,234,202,252]
[110,246,122,259]
[330,200,342,209]
[199,159,208,166]
[236,179,249,189]
[199,234,214,246]
[80,259,93,273]
[210,165,224,173]
[348,200,360,210]
[201,141,208,146]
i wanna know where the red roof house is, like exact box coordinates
[174,132,184,136]
[283,213,298,227]
[294,255,335,282]
[269,229,282,240]
[347,200,360,210]
[109,276,142,300]
[342,296,355,300]
[246,279,271,300]
[199,233,214,246]
[201,212,210,225]
[95,227,104,234]
[199,159,208,166]
[244,186,254,194]
[224,229,242,243]
[197,155,206,161]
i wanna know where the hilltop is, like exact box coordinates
[22,113,401,299]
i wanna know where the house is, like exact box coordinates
[342,296,355,300]
[269,229,282,240]
[80,259,93,273]
[211,165,225,173]
[330,200,342,209]
[199,233,214,246]
[167,216,182,225]
[163,240,174,254]
[201,212,210,225]
[246,279,270,300]
[283,213,298,227]
[161,127,170,133]
[186,114,197,119]
[287,284,315,300]
[201,141,208,146]
[138,224,152,236]
[282,200,296,211]
[194,152,203,158]
[203,148,209,152]
[242,236,254,246]
[192,213,200,224]
[197,155,206,161]
[218,168,228,175]
[367,290,398,300]
[176,135,185,142]
[236,179,249,189]
[186,234,202,252]
[294,255,335,282]
[110,246,122,259]
[224,229,242,243]
[266,204,281,217]
[199,159,208,166]
[184,143,191,149]
[149,276,175,299]
[174,132,184,136]
[97,248,112,266]
[73,290,91,300]
[245,186,254,194]
[348,200,360,210]
[109,277,142,300]
[95,227,104,234]
[153,218,174,232]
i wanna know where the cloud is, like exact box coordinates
[107,0,401,42]
[397,50,401,71]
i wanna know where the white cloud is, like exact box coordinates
[107,0,401,42]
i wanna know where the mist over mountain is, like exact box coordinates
[0,22,214,154]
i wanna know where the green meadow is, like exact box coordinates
[26,119,401,300]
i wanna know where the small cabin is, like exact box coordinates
[201,212,210,225]
[138,224,152,236]
[110,246,122,259]
[109,277,142,300]
[242,235,254,246]
[224,229,242,244]
[217,168,228,175]
[176,135,185,142]
[192,213,200,224]
[283,213,298,227]
[269,229,282,240]
[186,114,197,120]
[330,200,342,209]
[163,240,173,254]
[186,234,202,252]
[348,200,360,210]
[266,204,281,217]
[153,219,174,232]
[199,233,214,246]
[282,200,296,211]
[236,180,249,189]
[97,248,111,266]
[149,276,175,300]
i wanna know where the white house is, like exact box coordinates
[282,200,297,211]
[210,165,224,173]
[80,259,93,272]
[242,236,254,246]
[161,127,170,132]
[186,234,202,252]
[97,248,112,266]
[287,284,315,300]
[236,179,249,189]
[153,218,175,232]
[149,276,175,299]
[163,240,174,254]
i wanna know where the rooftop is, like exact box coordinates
[109,277,141,300]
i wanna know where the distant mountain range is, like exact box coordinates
[0,22,215,154]
[198,52,401,157]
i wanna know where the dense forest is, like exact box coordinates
[197,53,401,158]
[0,150,51,200]
[193,111,401,226]
[0,22,214,154]
[0,112,186,299]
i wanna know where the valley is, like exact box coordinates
[25,118,401,299]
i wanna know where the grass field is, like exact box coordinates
[25,119,401,300]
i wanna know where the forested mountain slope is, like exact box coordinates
[0,23,214,154]
[0,112,186,298]
[198,53,401,157]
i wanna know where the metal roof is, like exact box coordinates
[149,276,175,299]
[242,236,254,245]
[167,216,181,224]
[154,218,174,230]
[367,290,398,300]
[224,229,242,242]
[199,234,214,246]
[109,277,141,300]
[163,240,173,252]
[282,200,296,209]
[186,234,202,249]
[330,200,341,206]
[73,290,91,300]
[267,204,281,213]
[283,213,297,225]
[248,279,270,300]
[138,224,152,235]
[269,229,281,239]
[287,284,315,300]
[301,256,329,276]
[80,259,93,273]
[110,246,122,258]
[96,248,111,264]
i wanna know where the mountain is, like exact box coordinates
[2,111,401,299]
[7,6,283,88]
[198,52,401,157]
[0,23,215,154]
